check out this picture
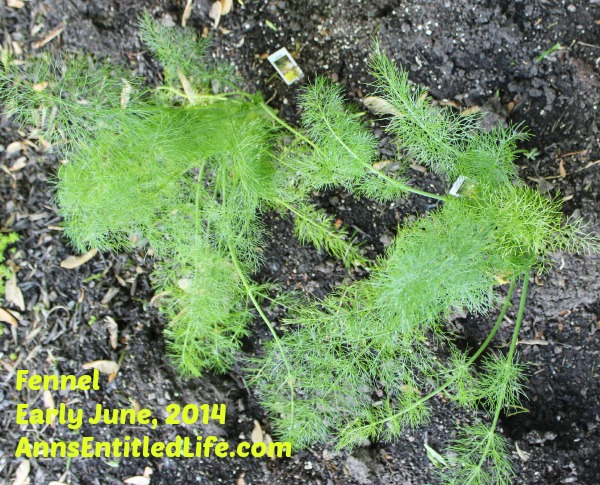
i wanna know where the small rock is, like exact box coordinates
[159,14,176,27]
[322,449,336,461]
[345,456,370,484]
[379,233,393,246]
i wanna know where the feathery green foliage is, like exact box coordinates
[2,18,598,483]
[443,424,514,485]
[139,12,235,96]
[0,53,146,147]
[0,15,366,378]
[252,44,599,485]
[0,233,18,294]
[369,41,528,188]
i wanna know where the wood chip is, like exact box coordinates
[33,23,65,49]
[82,360,119,375]
[9,157,28,172]
[0,307,18,326]
[105,316,119,350]
[124,477,150,485]
[182,0,194,27]
[13,460,30,485]
[208,1,222,28]
[5,274,25,311]
[7,0,25,8]
[250,419,264,443]
[43,390,56,427]
[559,159,567,178]
[177,69,195,101]
[220,0,233,15]
[60,248,98,269]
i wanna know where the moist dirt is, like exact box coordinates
[1,0,599,484]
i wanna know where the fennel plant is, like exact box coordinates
[1,17,597,484]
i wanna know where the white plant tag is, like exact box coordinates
[268,48,304,85]
[449,175,467,197]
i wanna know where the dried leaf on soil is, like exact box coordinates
[43,390,56,427]
[461,105,480,117]
[7,0,25,9]
[120,79,132,109]
[372,160,391,171]
[60,248,98,269]
[361,96,400,116]
[177,69,195,101]
[82,360,119,375]
[5,274,25,310]
[101,287,120,305]
[559,159,567,178]
[123,477,150,485]
[9,157,28,171]
[515,442,531,462]
[13,460,30,485]
[251,419,264,443]
[410,163,428,173]
[124,467,152,484]
[33,81,48,92]
[181,0,194,27]
[6,141,24,157]
[105,316,119,349]
[209,1,222,28]
[32,23,65,49]
[0,307,18,326]
[220,0,233,15]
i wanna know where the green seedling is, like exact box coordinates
[0,232,18,294]
[517,147,541,160]
[534,42,563,62]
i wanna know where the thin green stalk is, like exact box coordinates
[474,271,530,475]
[178,165,210,364]
[275,197,346,244]
[364,163,447,201]
[228,243,295,421]
[340,277,517,435]
[469,278,517,362]
[261,100,446,202]
[319,104,447,202]
[259,102,317,148]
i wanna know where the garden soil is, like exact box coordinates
[1,0,599,483]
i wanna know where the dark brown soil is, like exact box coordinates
[1,0,599,484]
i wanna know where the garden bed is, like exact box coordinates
[1,0,599,483]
